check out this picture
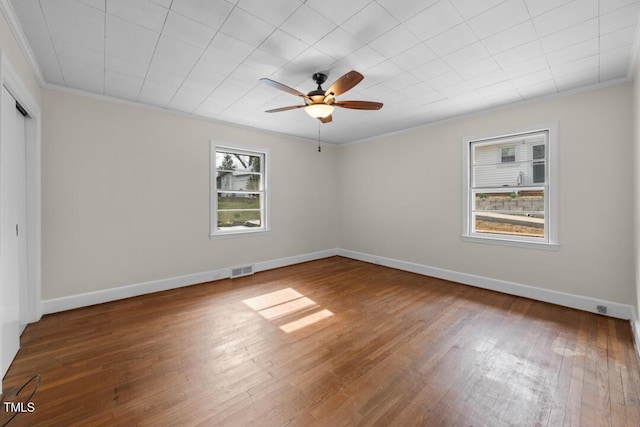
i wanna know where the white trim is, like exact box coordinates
[43,82,332,146]
[209,229,272,240]
[41,249,338,314]
[461,235,559,251]
[344,78,629,146]
[628,10,640,80]
[42,269,228,314]
[0,0,45,86]
[39,247,635,323]
[1,55,40,117]
[337,249,635,320]
[630,310,640,362]
[0,51,42,322]
[254,249,338,272]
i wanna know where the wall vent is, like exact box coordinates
[230,265,254,279]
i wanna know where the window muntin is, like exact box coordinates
[465,128,554,246]
[212,145,268,236]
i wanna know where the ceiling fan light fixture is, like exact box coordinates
[305,103,334,119]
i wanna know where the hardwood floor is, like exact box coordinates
[2,256,640,426]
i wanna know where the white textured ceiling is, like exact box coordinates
[6,0,640,144]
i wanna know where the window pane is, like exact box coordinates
[473,138,547,187]
[218,210,262,229]
[218,193,261,210]
[532,162,545,183]
[473,190,544,212]
[533,144,545,160]
[473,189,544,238]
[216,151,262,173]
[474,212,544,238]
[216,171,261,191]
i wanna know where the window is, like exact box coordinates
[500,145,516,163]
[211,144,269,237]
[462,124,557,248]
[532,144,545,183]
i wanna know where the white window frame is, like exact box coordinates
[210,142,270,238]
[461,123,558,250]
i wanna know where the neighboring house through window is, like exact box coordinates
[462,124,557,249]
[532,143,545,184]
[211,143,269,237]
[500,145,516,163]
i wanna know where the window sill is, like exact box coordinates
[461,235,559,251]
[210,228,271,240]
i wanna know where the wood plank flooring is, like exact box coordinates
[2,256,640,426]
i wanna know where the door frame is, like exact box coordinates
[0,50,42,324]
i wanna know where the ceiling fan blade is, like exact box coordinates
[319,114,333,123]
[325,71,364,97]
[334,100,383,110]
[265,105,305,113]
[260,78,309,99]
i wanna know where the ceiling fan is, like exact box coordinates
[259,70,383,123]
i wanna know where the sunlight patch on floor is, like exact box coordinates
[243,288,304,311]
[258,297,316,320]
[242,287,333,332]
[279,309,334,333]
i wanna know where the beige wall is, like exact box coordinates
[32,73,640,309]
[339,83,635,304]
[41,89,339,299]
[4,6,637,309]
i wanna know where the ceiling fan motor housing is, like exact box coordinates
[312,72,328,87]
[308,73,329,103]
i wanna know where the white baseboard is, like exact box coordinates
[38,247,640,362]
[631,312,640,362]
[41,247,636,323]
[337,249,636,320]
[254,249,338,272]
[42,249,339,314]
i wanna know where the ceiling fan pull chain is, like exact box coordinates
[318,122,321,152]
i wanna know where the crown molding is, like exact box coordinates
[41,81,338,146]
[343,77,632,146]
[0,0,45,86]
[628,15,640,81]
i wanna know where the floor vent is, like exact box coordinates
[230,265,254,278]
